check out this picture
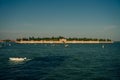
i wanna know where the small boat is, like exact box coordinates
[9,57,27,61]
[102,45,104,48]
[65,44,69,47]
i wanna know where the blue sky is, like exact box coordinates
[0,0,120,41]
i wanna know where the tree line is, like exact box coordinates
[16,36,111,41]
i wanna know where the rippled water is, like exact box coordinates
[0,42,120,80]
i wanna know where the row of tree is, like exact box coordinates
[16,36,112,41]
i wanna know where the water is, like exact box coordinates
[0,42,120,80]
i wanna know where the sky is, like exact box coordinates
[0,0,120,41]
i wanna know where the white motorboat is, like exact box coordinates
[9,57,27,61]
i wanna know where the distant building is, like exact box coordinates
[59,38,67,43]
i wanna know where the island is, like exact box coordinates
[15,36,113,44]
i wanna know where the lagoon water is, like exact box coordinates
[0,43,120,80]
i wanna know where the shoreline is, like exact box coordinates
[15,41,113,44]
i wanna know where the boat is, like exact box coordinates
[9,57,27,61]
[65,44,69,47]
[102,45,104,48]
